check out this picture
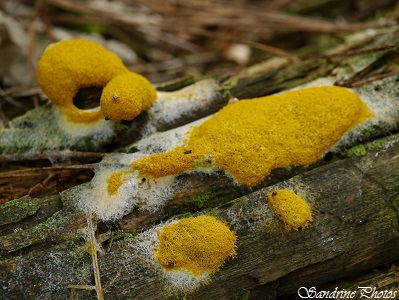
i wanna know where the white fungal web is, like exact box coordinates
[73,75,399,221]
[74,153,175,221]
[55,106,115,138]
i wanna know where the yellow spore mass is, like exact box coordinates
[100,73,157,121]
[36,39,129,123]
[106,171,126,195]
[155,216,237,276]
[267,189,313,231]
[132,86,372,186]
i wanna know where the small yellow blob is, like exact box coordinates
[36,39,129,123]
[106,171,126,195]
[155,216,237,277]
[267,189,313,231]
[132,86,372,186]
[100,73,157,121]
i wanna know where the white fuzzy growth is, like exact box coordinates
[135,175,175,212]
[55,107,115,138]
[74,75,399,221]
[135,117,208,154]
[149,79,220,126]
[76,166,138,221]
[74,153,175,221]
[162,270,210,293]
[355,81,399,129]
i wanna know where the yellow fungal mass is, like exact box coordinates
[106,171,126,195]
[100,73,157,121]
[36,39,129,123]
[155,216,237,276]
[267,189,313,231]
[132,86,372,186]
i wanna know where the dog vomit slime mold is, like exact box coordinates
[267,189,313,231]
[36,39,156,123]
[154,216,237,277]
[100,72,157,121]
[109,86,372,194]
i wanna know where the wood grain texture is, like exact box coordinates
[1,135,398,299]
[2,28,399,300]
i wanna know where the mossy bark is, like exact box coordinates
[1,135,398,299]
[2,28,399,300]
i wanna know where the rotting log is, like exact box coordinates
[95,138,399,299]
[2,28,399,300]
[0,134,398,299]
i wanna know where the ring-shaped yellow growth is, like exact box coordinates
[100,73,157,121]
[267,189,313,231]
[154,216,237,277]
[36,39,129,123]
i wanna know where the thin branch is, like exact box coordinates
[87,214,104,300]
[327,44,396,58]
[0,165,96,179]
[0,151,106,163]
[67,284,96,291]
[103,272,121,293]
[336,70,399,88]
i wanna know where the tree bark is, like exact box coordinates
[1,28,399,300]
[1,134,398,299]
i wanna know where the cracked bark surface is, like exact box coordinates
[1,134,398,299]
[2,28,399,299]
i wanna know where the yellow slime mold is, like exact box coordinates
[36,39,129,123]
[267,189,313,231]
[155,216,237,276]
[100,73,157,121]
[132,86,372,186]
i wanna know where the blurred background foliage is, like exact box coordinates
[0,0,398,125]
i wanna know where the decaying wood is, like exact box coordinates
[0,134,398,299]
[2,27,399,300]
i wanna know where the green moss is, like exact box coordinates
[348,144,367,157]
[221,79,238,99]
[238,290,251,300]
[173,212,194,219]
[3,210,76,252]
[0,196,39,225]
[188,192,217,209]
[62,233,82,242]
[348,139,392,157]
[366,140,389,150]
[60,182,92,205]
[201,207,218,216]
[0,104,116,154]
[27,211,72,241]
[113,231,138,242]
[66,246,87,265]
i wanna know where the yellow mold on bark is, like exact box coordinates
[266,189,313,231]
[132,86,372,186]
[100,73,157,121]
[106,171,126,196]
[154,216,237,276]
[36,39,129,123]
